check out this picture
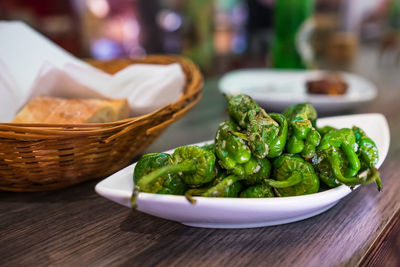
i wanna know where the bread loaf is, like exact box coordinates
[13,96,130,123]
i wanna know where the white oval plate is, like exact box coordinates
[95,114,389,228]
[218,69,377,113]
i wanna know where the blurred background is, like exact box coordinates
[1,0,399,77]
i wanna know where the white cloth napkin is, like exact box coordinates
[0,21,185,122]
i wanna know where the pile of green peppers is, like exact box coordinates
[132,94,382,206]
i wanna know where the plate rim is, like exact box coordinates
[218,68,378,104]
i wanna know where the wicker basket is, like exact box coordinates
[0,55,203,192]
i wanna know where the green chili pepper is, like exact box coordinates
[246,109,278,158]
[241,156,272,186]
[227,94,288,159]
[265,154,320,196]
[201,142,215,152]
[318,128,360,178]
[134,145,216,197]
[246,110,288,159]
[188,156,271,199]
[227,94,261,128]
[240,183,275,198]
[318,125,336,137]
[215,125,271,180]
[312,148,349,188]
[214,120,252,175]
[284,103,321,160]
[360,167,382,191]
[313,126,381,190]
[313,127,360,188]
[353,126,382,190]
[185,153,271,203]
[188,175,242,197]
[352,126,379,169]
[133,153,187,194]
[185,175,243,203]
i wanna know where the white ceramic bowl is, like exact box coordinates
[95,114,389,228]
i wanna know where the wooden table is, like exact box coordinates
[1,47,400,266]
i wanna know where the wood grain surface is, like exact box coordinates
[359,209,400,267]
[1,46,400,267]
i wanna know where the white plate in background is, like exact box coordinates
[218,69,377,113]
[95,114,389,229]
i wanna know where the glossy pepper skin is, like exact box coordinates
[318,128,361,179]
[214,120,252,175]
[240,183,275,198]
[353,126,382,190]
[265,154,320,196]
[313,148,382,190]
[312,148,349,188]
[134,145,216,199]
[241,156,272,186]
[317,126,336,137]
[352,126,379,170]
[284,103,321,160]
[315,127,382,188]
[133,153,186,195]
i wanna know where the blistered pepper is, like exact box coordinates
[265,154,320,196]
[240,183,275,198]
[227,94,261,128]
[133,153,187,194]
[185,175,242,200]
[227,94,288,158]
[353,126,382,190]
[314,126,381,190]
[284,103,321,160]
[313,148,382,190]
[318,128,360,179]
[246,110,288,158]
[201,143,215,152]
[241,156,272,186]
[214,120,272,181]
[317,125,336,137]
[193,155,271,198]
[214,120,252,175]
[134,145,216,198]
[352,126,379,170]
[312,148,347,188]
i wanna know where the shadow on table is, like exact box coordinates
[0,179,100,203]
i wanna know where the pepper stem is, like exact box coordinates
[360,167,382,191]
[231,131,248,141]
[131,161,196,209]
[265,172,302,188]
[223,93,232,101]
[373,169,382,191]
[203,175,239,197]
[184,188,207,205]
[136,161,195,192]
[329,152,363,187]
[131,190,139,209]
[184,175,239,205]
